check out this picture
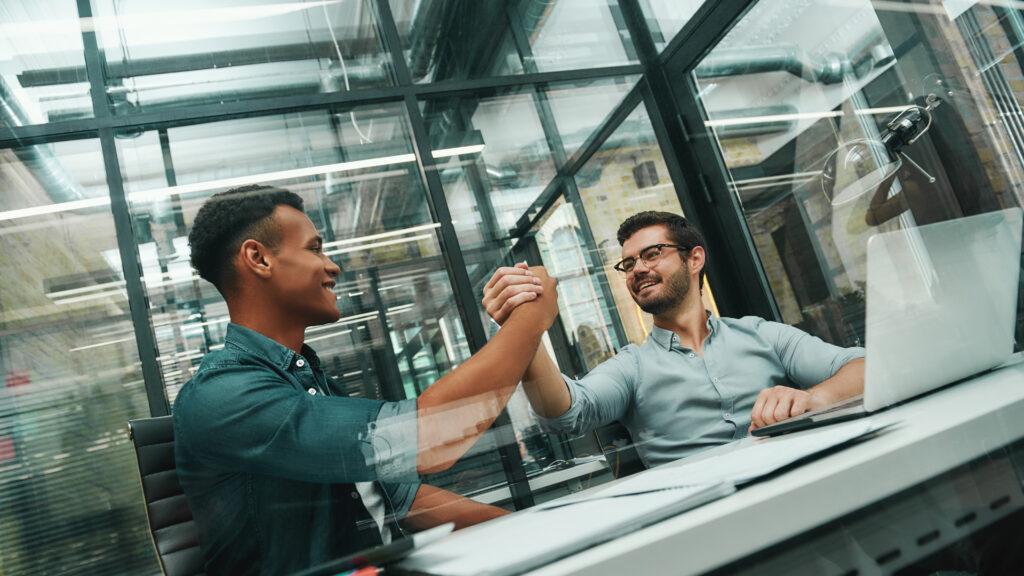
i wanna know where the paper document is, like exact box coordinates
[396,482,734,576]
[596,419,882,500]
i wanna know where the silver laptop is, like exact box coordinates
[752,207,1023,437]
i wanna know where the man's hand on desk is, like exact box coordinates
[748,386,830,433]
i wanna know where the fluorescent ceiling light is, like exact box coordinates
[53,289,126,306]
[0,146,481,224]
[704,106,914,129]
[431,144,486,158]
[69,336,135,352]
[323,234,433,257]
[323,223,440,248]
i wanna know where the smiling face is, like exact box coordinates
[621,225,693,316]
[266,205,342,327]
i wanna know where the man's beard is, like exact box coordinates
[632,266,691,316]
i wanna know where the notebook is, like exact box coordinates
[752,207,1023,437]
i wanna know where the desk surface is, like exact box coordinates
[526,359,1024,576]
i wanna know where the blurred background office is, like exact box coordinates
[2,0,1023,574]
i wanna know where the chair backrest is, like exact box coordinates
[127,416,206,576]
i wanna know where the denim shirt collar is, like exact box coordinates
[224,323,323,371]
[648,310,719,350]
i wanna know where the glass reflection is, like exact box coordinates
[83,0,392,117]
[640,0,707,53]
[533,200,622,372]
[574,102,715,345]
[421,88,557,251]
[693,0,1024,348]
[0,1,93,124]
[0,141,155,574]
[116,104,455,403]
[388,0,639,83]
[388,0,523,83]
[545,76,640,157]
[511,0,639,73]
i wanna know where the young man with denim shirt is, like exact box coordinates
[483,211,864,469]
[174,184,559,575]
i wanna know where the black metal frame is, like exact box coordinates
[0,0,779,510]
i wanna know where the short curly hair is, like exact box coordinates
[616,211,708,288]
[188,184,304,294]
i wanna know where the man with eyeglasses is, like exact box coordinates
[483,211,864,468]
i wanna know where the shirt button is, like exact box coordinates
[688,353,695,358]
[712,377,720,383]
[351,491,360,501]
[724,413,732,420]
[308,388,317,395]
[296,358,306,368]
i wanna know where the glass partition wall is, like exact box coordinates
[3,0,1024,574]
[0,1,660,573]
[682,0,1024,348]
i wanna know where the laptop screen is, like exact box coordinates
[862,208,1023,412]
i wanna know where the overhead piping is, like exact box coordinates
[0,76,86,205]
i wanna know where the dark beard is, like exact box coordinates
[634,267,691,316]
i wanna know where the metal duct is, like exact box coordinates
[695,35,894,85]
[0,76,86,204]
[16,41,389,88]
[695,45,847,84]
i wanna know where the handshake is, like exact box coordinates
[482,262,558,328]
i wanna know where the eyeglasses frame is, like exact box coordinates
[612,243,690,274]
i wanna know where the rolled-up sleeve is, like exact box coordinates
[535,348,637,435]
[758,320,865,389]
[363,398,419,484]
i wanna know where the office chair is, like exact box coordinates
[128,416,206,576]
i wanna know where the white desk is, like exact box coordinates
[524,359,1024,576]
[470,457,611,505]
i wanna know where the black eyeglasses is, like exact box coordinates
[613,244,689,274]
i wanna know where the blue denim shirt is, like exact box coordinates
[174,323,420,576]
[539,315,865,468]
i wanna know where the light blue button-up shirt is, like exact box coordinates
[538,314,865,468]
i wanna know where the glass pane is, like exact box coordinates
[693,0,1024,348]
[387,0,523,83]
[85,0,391,117]
[546,76,640,157]
[387,0,638,83]
[533,199,625,372]
[511,0,639,73]
[116,104,449,403]
[115,104,544,500]
[574,102,716,345]
[0,140,157,574]
[640,0,707,52]
[1,1,93,123]
[420,88,557,251]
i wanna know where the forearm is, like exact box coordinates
[521,345,571,418]
[402,484,509,531]
[807,357,865,407]
[416,301,550,474]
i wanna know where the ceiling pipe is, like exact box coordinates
[0,76,86,204]
[695,34,894,85]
